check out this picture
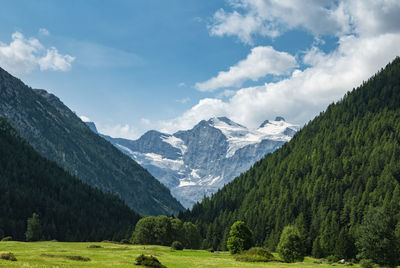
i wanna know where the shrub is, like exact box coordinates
[277,225,305,263]
[234,247,274,262]
[87,244,102,248]
[360,259,375,268]
[0,252,17,261]
[120,239,131,244]
[326,255,339,263]
[65,255,91,261]
[1,236,12,241]
[171,241,183,250]
[135,254,166,268]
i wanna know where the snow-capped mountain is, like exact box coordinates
[91,117,298,208]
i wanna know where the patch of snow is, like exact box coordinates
[161,135,187,154]
[178,180,198,187]
[208,117,299,158]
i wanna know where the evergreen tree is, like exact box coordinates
[25,213,42,242]
[356,206,400,267]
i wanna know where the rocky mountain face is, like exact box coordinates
[0,67,183,216]
[97,116,298,208]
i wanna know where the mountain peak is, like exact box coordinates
[207,117,246,129]
[275,116,285,121]
[84,121,98,134]
[259,120,270,128]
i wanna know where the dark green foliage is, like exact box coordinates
[25,213,42,242]
[234,247,274,262]
[359,259,375,268]
[0,118,140,241]
[40,254,90,261]
[356,206,400,267]
[181,57,400,258]
[0,252,17,261]
[277,225,304,263]
[182,221,201,249]
[65,255,90,261]
[132,216,201,249]
[87,245,102,248]
[227,221,253,254]
[1,236,12,241]
[135,254,166,268]
[0,67,183,216]
[171,240,183,250]
[120,239,131,244]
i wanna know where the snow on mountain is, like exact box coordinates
[87,117,298,208]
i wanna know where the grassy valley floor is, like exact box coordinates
[0,241,352,268]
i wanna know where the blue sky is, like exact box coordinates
[1,0,400,138]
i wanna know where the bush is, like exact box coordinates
[277,225,305,263]
[234,247,274,262]
[326,255,339,263]
[360,259,375,268]
[171,241,183,250]
[135,254,166,268]
[0,252,17,261]
[87,244,102,248]
[120,239,131,244]
[65,255,91,261]
[1,236,12,241]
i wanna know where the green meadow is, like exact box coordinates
[0,241,352,268]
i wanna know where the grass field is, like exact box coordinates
[0,241,352,267]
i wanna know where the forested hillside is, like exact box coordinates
[0,67,183,216]
[0,118,140,241]
[181,57,400,258]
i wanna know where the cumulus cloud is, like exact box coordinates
[38,47,74,71]
[210,0,352,44]
[79,115,91,122]
[209,0,400,44]
[0,31,74,75]
[195,46,297,91]
[159,0,400,133]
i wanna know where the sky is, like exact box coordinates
[1,0,400,139]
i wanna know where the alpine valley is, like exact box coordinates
[88,116,298,208]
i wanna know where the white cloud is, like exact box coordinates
[38,47,75,71]
[158,0,399,134]
[178,82,186,87]
[0,31,74,75]
[195,46,297,91]
[160,33,400,133]
[79,115,91,122]
[210,0,352,44]
[39,28,50,36]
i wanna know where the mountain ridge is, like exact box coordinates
[90,116,298,208]
[0,67,183,216]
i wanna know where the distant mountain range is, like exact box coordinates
[0,67,183,216]
[88,116,298,207]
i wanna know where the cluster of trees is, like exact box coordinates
[0,118,139,241]
[131,216,201,249]
[180,57,400,263]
